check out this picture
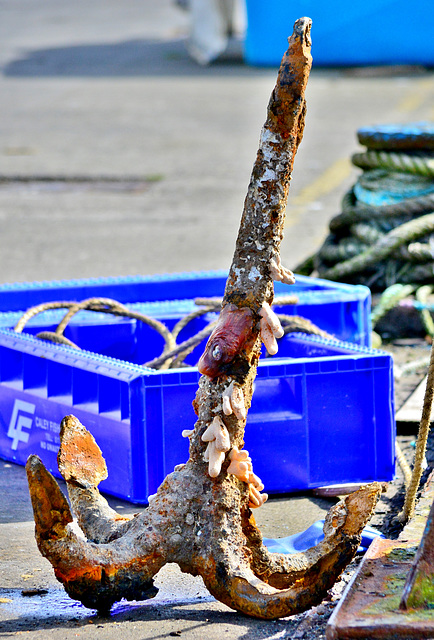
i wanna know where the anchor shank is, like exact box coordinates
[224,16,312,309]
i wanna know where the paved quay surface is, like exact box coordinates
[0,1,434,638]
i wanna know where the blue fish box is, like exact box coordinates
[0,313,395,503]
[244,0,434,67]
[0,270,371,347]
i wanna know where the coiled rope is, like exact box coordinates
[296,127,434,293]
[295,125,434,347]
[352,150,434,178]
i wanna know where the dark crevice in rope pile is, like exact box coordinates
[13,296,333,370]
[371,282,434,347]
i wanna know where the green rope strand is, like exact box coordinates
[400,241,433,263]
[415,285,434,338]
[320,212,434,281]
[349,222,383,245]
[294,253,316,275]
[317,235,367,265]
[278,315,334,340]
[329,190,434,232]
[352,151,434,178]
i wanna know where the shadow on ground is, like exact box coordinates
[2,37,272,78]
[0,586,295,639]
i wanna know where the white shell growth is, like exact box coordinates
[222,381,247,421]
[269,255,295,285]
[201,416,231,478]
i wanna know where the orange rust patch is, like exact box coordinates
[55,564,103,584]
[58,415,107,486]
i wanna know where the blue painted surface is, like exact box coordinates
[358,123,434,150]
[263,520,384,554]
[244,0,434,66]
[354,169,434,206]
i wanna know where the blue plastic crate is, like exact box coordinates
[244,0,434,67]
[0,319,395,503]
[0,270,371,346]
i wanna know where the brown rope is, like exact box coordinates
[278,315,335,340]
[143,321,217,369]
[13,296,324,371]
[171,306,217,341]
[160,306,218,370]
[14,298,176,355]
[395,440,412,488]
[14,301,79,333]
[35,331,81,349]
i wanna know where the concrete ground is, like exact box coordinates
[0,1,433,638]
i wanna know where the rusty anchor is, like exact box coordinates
[26,18,382,620]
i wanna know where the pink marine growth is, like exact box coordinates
[259,302,284,356]
[198,304,256,379]
[227,447,268,509]
[269,255,295,285]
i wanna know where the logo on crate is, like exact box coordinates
[7,399,36,450]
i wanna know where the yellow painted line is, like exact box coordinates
[397,78,434,114]
[285,157,352,227]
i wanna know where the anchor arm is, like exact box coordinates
[244,484,382,590]
[57,415,137,543]
[26,455,165,611]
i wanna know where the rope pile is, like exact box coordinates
[296,123,434,294]
[13,295,332,370]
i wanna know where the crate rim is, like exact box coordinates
[0,269,371,298]
[0,326,390,379]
